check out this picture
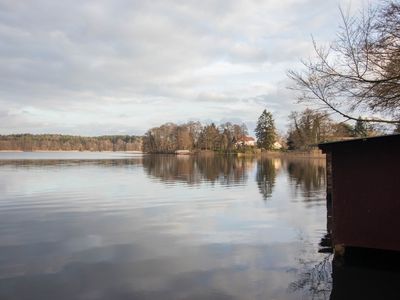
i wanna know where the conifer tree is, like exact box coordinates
[255,109,276,150]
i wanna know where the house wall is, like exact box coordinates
[331,140,400,252]
[244,141,256,146]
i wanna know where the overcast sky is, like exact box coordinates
[0,0,377,136]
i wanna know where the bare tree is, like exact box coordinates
[287,109,334,150]
[288,2,400,124]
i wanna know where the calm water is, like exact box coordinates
[0,152,395,299]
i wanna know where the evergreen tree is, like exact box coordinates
[255,109,276,150]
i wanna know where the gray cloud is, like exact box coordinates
[0,0,377,135]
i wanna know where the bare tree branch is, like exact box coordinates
[288,2,400,124]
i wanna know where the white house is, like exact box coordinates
[272,141,282,150]
[237,136,256,147]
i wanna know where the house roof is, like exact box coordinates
[318,134,400,152]
[239,136,255,142]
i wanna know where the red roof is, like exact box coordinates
[239,136,255,142]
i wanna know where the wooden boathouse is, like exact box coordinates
[319,134,400,255]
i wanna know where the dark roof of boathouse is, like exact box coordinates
[318,134,400,153]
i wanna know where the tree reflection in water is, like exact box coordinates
[142,154,252,186]
[286,158,326,201]
[288,253,333,300]
[144,155,282,201]
[284,157,332,299]
[255,157,277,200]
[143,155,326,203]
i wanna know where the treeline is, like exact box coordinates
[1,108,394,153]
[0,134,142,152]
[286,108,384,150]
[143,121,249,153]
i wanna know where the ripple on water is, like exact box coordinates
[0,154,333,300]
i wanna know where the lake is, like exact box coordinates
[0,152,396,299]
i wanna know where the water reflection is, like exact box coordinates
[255,158,278,200]
[0,158,143,168]
[288,252,333,299]
[3,153,396,299]
[286,158,326,201]
[142,154,252,186]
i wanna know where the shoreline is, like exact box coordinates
[261,150,325,159]
[144,150,326,158]
[0,150,325,158]
[0,150,143,153]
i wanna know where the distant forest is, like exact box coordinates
[0,134,142,152]
[0,106,392,152]
[142,121,250,154]
[0,121,249,153]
